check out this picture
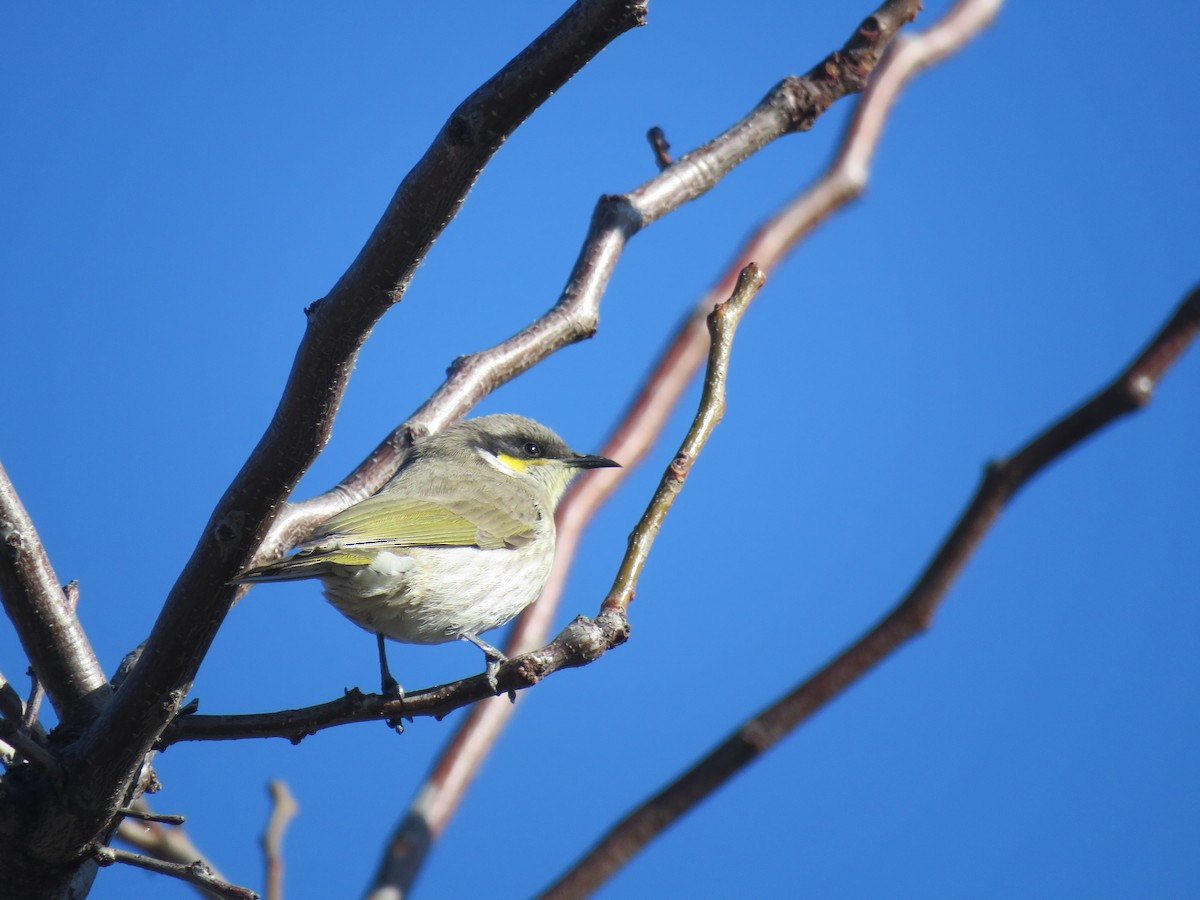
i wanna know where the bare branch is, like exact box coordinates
[261,780,298,900]
[116,799,230,900]
[94,845,256,900]
[748,0,1004,250]
[1,670,50,754]
[117,808,185,827]
[0,716,63,786]
[604,265,763,611]
[158,615,617,742]
[537,284,1200,898]
[0,463,107,722]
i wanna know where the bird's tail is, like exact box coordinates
[233,547,373,584]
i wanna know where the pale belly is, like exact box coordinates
[319,541,553,645]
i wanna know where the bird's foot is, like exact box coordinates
[377,633,406,733]
[484,656,504,695]
[462,633,508,695]
[383,683,406,734]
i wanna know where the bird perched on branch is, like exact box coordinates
[235,414,619,700]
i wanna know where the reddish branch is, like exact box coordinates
[261,781,298,900]
[537,284,1200,898]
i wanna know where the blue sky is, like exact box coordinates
[3,2,1198,898]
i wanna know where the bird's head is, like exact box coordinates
[443,413,619,505]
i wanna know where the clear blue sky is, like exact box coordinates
[3,3,1198,898]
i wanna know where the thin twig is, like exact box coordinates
[604,265,762,611]
[537,284,1200,898]
[116,799,230,900]
[646,126,672,169]
[117,807,186,826]
[0,673,25,723]
[0,715,63,785]
[1,670,51,749]
[261,780,299,900]
[94,844,258,900]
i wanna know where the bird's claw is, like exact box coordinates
[381,675,406,734]
[484,658,501,695]
[462,632,508,696]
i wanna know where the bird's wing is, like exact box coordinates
[306,495,538,551]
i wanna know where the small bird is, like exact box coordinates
[236,414,619,698]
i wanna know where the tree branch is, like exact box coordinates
[261,780,298,900]
[602,266,762,611]
[52,0,647,870]
[0,463,107,723]
[116,799,228,900]
[537,281,1200,899]
[0,716,63,787]
[94,845,256,900]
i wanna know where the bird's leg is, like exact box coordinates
[461,633,507,695]
[377,633,405,733]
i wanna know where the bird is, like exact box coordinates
[235,414,619,701]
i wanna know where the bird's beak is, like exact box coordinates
[567,453,621,470]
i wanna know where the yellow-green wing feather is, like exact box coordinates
[309,495,536,550]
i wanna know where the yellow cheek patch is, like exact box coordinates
[496,453,549,473]
[496,453,529,472]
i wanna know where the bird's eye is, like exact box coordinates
[522,440,543,457]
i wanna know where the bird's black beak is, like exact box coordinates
[568,453,621,470]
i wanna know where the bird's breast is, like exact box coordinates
[320,535,555,645]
